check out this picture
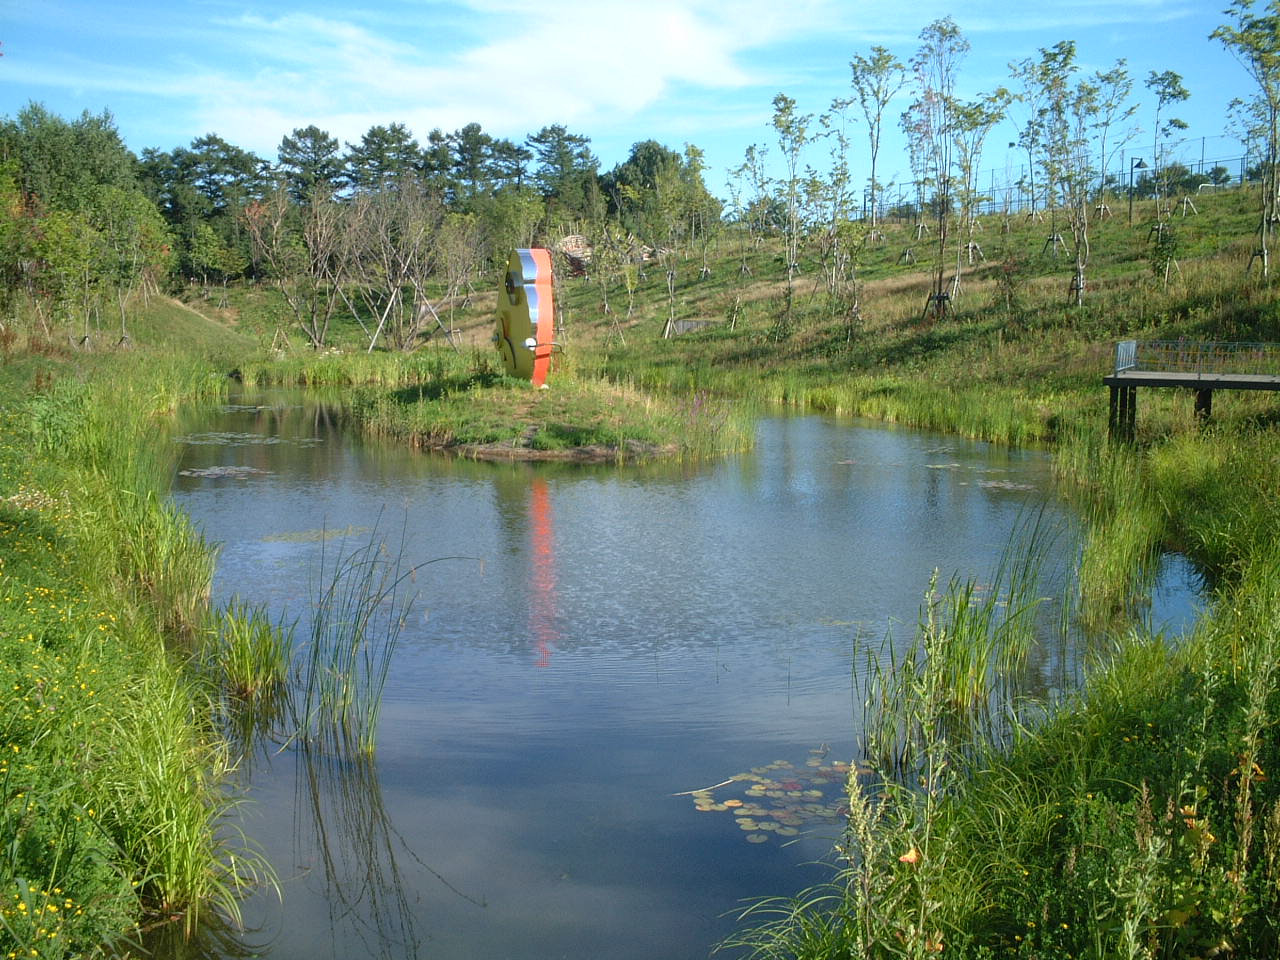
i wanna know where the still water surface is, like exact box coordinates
[169,393,1195,960]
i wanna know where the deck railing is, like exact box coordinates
[1114,340,1280,376]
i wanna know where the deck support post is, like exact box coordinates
[1108,383,1137,441]
[1194,388,1213,422]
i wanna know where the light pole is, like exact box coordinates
[1128,158,1148,225]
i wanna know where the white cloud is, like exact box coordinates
[3,0,1235,174]
[171,0,836,155]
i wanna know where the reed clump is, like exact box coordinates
[206,600,293,701]
[289,525,418,756]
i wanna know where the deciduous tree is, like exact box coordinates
[951,88,1010,293]
[1092,60,1138,196]
[1145,70,1190,203]
[847,46,908,230]
[771,93,813,337]
[244,186,343,349]
[340,180,445,351]
[1213,1,1280,275]
[907,17,969,319]
[88,184,172,338]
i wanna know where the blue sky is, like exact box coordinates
[0,0,1248,198]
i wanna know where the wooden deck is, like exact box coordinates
[1104,341,1280,438]
[1103,369,1280,392]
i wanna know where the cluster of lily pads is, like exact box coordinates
[682,748,860,845]
[178,465,272,478]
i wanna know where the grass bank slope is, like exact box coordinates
[0,342,264,958]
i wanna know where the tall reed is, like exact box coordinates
[289,523,418,756]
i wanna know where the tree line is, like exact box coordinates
[1,2,1276,349]
[0,101,719,348]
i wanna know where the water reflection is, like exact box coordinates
[291,743,422,959]
[529,477,559,669]
[168,393,1203,960]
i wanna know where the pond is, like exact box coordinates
[168,393,1199,960]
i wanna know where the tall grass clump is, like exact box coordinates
[290,525,419,756]
[206,600,294,701]
[95,659,272,935]
[1057,432,1167,631]
[30,357,228,641]
[236,344,485,389]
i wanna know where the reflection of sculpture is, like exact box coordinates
[529,477,558,667]
[494,248,556,387]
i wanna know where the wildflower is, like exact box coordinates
[899,846,921,865]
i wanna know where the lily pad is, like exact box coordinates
[178,465,272,479]
[681,744,864,846]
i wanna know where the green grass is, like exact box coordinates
[0,350,271,955]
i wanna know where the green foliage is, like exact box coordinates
[206,601,293,701]
[0,103,137,212]
[1,358,271,954]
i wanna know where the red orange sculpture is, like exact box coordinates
[494,248,556,387]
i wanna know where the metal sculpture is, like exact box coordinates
[494,248,556,387]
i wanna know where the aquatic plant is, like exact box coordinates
[206,600,294,701]
[289,522,421,756]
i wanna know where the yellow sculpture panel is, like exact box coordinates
[494,248,555,386]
